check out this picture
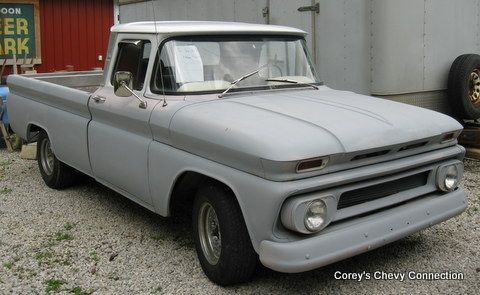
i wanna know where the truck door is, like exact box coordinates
[88,38,160,206]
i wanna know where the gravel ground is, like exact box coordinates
[0,149,479,294]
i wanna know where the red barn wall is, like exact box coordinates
[37,0,113,73]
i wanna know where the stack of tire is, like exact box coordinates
[448,54,480,120]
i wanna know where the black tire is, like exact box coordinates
[192,183,257,285]
[447,54,480,120]
[37,130,76,189]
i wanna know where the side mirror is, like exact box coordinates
[112,71,147,109]
[113,71,133,97]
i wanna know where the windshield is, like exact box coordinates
[151,36,320,94]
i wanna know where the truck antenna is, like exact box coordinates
[151,0,168,107]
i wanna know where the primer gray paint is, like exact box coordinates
[7,22,468,273]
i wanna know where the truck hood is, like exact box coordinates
[168,87,462,179]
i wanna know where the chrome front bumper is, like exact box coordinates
[259,188,467,273]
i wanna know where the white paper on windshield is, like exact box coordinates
[174,45,204,83]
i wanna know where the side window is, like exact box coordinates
[111,40,151,91]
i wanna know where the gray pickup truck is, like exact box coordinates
[7,21,467,285]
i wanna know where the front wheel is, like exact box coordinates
[37,130,76,189]
[192,183,257,285]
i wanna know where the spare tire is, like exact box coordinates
[447,54,480,120]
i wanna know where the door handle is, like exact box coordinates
[298,3,319,14]
[92,95,106,103]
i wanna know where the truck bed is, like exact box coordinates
[21,70,104,93]
[7,70,103,175]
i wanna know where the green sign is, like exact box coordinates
[0,3,36,59]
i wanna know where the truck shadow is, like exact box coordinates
[76,176,195,245]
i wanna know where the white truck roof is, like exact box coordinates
[111,21,307,36]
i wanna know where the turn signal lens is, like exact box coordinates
[297,157,328,173]
[441,130,461,143]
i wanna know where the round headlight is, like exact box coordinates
[437,163,463,192]
[304,200,327,232]
[444,165,459,191]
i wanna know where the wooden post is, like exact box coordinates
[0,122,13,152]
[0,59,6,77]
[12,55,18,75]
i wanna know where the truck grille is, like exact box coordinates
[337,171,429,209]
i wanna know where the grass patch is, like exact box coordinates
[36,246,73,267]
[108,272,120,281]
[3,261,13,269]
[89,251,99,262]
[35,250,53,262]
[152,286,163,293]
[70,286,88,295]
[54,231,74,242]
[0,159,12,169]
[64,222,75,231]
[13,266,37,279]
[468,206,479,216]
[45,278,65,293]
[47,224,75,246]
[0,187,12,194]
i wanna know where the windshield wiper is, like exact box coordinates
[218,63,268,98]
[265,78,319,90]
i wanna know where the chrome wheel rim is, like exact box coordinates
[198,202,221,265]
[40,138,55,176]
[469,69,480,105]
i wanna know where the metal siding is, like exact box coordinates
[70,0,80,70]
[119,0,267,25]
[342,0,370,94]
[233,0,267,23]
[185,0,235,21]
[371,0,425,95]
[119,1,181,23]
[316,0,344,87]
[424,0,480,91]
[268,0,313,53]
[315,0,370,94]
[78,0,88,70]
[85,0,95,70]
[375,91,451,114]
[62,0,72,68]
[38,0,114,73]
[117,0,480,104]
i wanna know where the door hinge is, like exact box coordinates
[262,6,269,18]
[298,2,319,14]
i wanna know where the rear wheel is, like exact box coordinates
[192,183,257,285]
[37,130,76,189]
